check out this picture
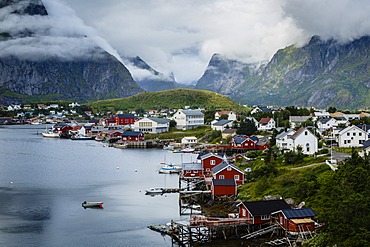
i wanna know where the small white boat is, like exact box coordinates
[145,187,164,194]
[181,147,195,153]
[82,201,103,208]
[159,163,182,174]
[42,129,60,138]
[71,134,93,140]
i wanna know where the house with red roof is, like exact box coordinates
[258,117,276,131]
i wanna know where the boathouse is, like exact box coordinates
[237,200,291,225]
[121,131,144,142]
[272,208,317,234]
[211,161,244,185]
[182,162,204,178]
[211,179,237,198]
[230,135,257,149]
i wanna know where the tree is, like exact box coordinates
[327,106,337,113]
[237,118,257,135]
[309,151,370,246]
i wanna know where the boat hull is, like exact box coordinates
[82,201,103,208]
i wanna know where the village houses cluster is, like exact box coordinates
[2,103,370,156]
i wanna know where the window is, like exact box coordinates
[242,208,246,217]
[227,166,232,171]
[305,131,308,135]
[234,175,239,180]
[210,160,216,165]
[261,215,270,220]
[353,132,356,136]
[219,175,224,179]
[359,133,362,136]
[347,133,350,136]
[206,168,210,172]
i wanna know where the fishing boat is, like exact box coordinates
[145,187,164,195]
[41,129,60,138]
[159,163,182,174]
[82,201,103,209]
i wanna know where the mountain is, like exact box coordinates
[125,56,178,92]
[196,36,370,109]
[0,0,142,105]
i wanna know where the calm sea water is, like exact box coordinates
[0,125,198,247]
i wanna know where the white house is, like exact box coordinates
[276,127,318,155]
[313,111,330,120]
[317,118,338,132]
[181,136,198,145]
[173,109,204,130]
[258,117,276,131]
[291,127,318,155]
[276,129,296,151]
[134,117,170,133]
[211,119,233,131]
[336,125,368,148]
[214,111,237,121]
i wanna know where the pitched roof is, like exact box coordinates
[223,128,237,134]
[318,118,332,124]
[116,114,134,118]
[180,109,204,116]
[121,131,142,137]
[212,179,236,186]
[182,162,203,171]
[199,153,224,160]
[149,117,170,124]
[211,160,243,174]
[338,125,367,135]
[259,117,272,124]
[280,208,316,219]
[241,200,291,216]
[362,140,370,150]
[214,119,233,126]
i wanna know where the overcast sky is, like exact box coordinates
[51,0,370,83]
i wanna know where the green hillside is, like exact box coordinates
[86,88,248,112]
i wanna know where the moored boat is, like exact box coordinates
[145,187,164,194]
[181,147,195,153]
[82,201,103,208]
[42,129,60,138]
[159,163,182,174]
[71,134,93,140]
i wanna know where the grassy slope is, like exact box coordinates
[86,88,249,112]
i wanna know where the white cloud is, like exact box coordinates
[3,0,369,83]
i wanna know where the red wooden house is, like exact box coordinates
[182,162,204,178]
[237,200,291,225]
[115,114,135,125]
[199,153,225,177]
[272,208,316,234]
[211,179,237,198]
[230,135,257,149]
[121,131,144,142]
[212,161,245,185]
[104,117,116,126]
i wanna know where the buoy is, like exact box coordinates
[135,169,137,172]
[116,166,119,170]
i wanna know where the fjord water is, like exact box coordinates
[0,125,196,247]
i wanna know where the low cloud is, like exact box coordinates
[0,0,123,62]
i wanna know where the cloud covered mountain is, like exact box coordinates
[196,36,370,109]
[0,0,142,104]
[123,56,178,92]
